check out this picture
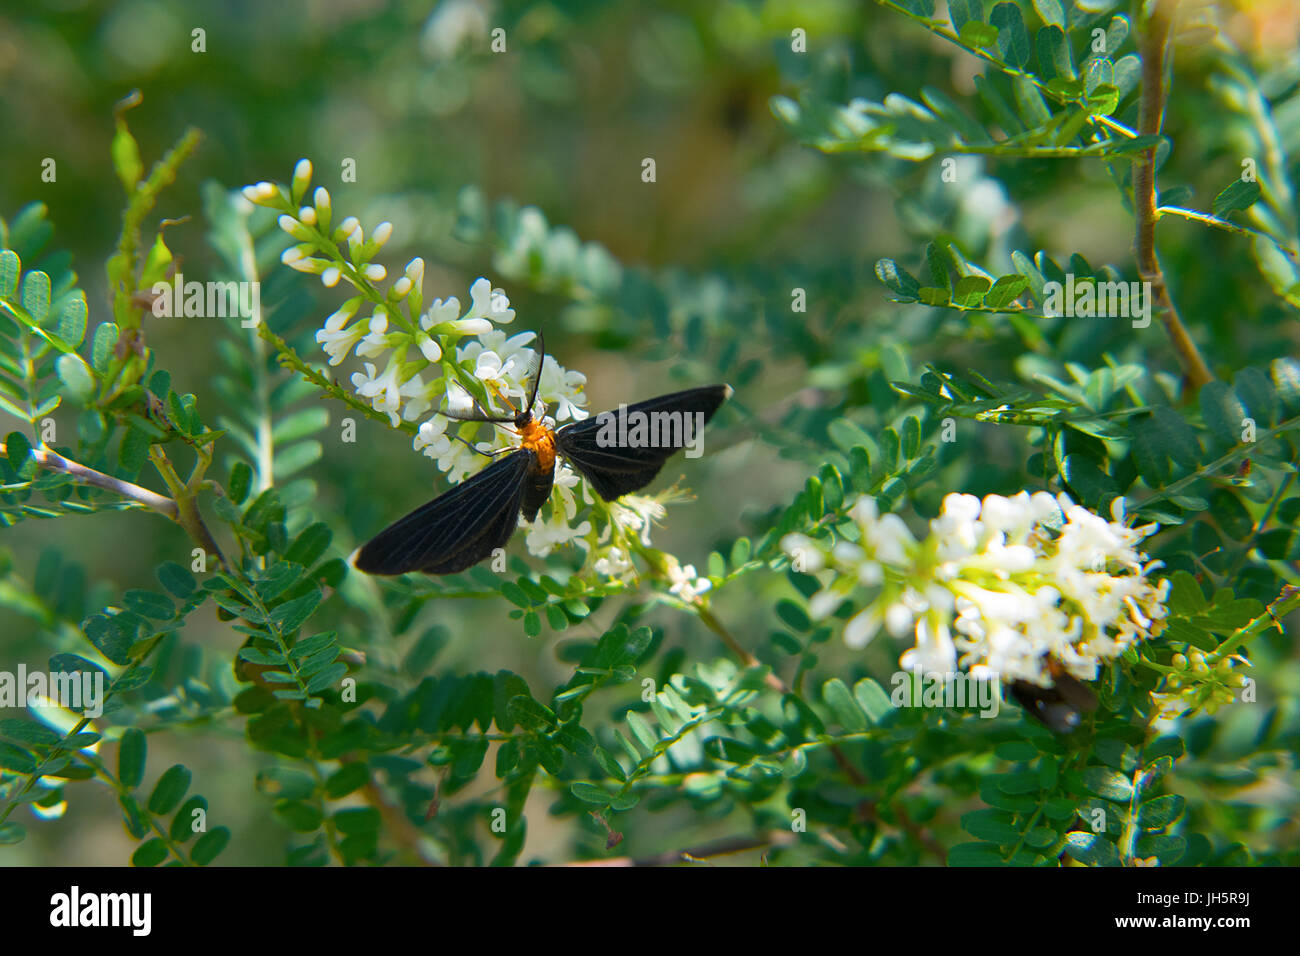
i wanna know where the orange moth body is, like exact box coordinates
[518,418,556,473]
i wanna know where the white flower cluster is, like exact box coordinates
[782,491,1170,688]
[243,160,686,572]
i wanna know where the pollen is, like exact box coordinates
[519,419,556,472]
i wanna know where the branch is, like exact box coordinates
[1134,0,1215,391]
[2,442,177,517]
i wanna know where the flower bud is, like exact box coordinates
[291,158,313,204]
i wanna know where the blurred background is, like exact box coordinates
[1,0,1297,864]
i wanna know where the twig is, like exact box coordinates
[1134,0,1215,390]
[696,604,873,788]
[147,445,230,572]
[2,442,177,517]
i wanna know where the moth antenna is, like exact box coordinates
[524,330,545,417]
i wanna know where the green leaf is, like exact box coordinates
[0,742,37,773]
[275,799,324,832]
[156,561,197,597]
[506,695,556,731]
[1135,833,1186,864]
[592,746,627,782]
[118,426,150,476]
[0,250,19,298]
[228,461,253,505]
[822,678,869,732]
[55,354,96,403]
[1233,366,1276,427]
[1082,58,1118,115]
[1199,380,1248,446]
[272,407,329,444]
[334,807,380,835]
[0,718,61,748]
[1272,357,1300,416]
[625,711,657,752]
[147,764,192,815]
[305,662,347,694]
[270,590,322,634]
[123,589,174,620]
[56,292,88,347]
[1064,831,1120,866]
[875,259,921,300]
[5,431,31,471]
[948,841,1006,866]
[91,323,120,372]
[131,838,169,867]
[191,826,230,865]
[325,762,370,799]
[989,2,1029,67]
[962,809,1021,845]
[1211,180,1261,217]
[1082,766,1133,802]
[1061,454,1118,510]
[953,274,993,307]
[959,21,999,48]
[118,728,147,789]
[852,678,892,723]
[1032,0,1065,27]
[286,522,333,568]
[995,740,1038,761]
[704,736,758,763]
[984,274,1029,309]
[775,599,811,632]
[169,796,209,843]
[948,0,982,35]
[20,270,50,325]
[925,241,954,291]
[570,781,612,806]
[1138,794,1185,829]
[555,723,595,757]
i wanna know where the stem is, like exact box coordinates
[258,325,418,436]
[80,750,196,866]
[2,441,178,517]
[1134,0,1214,390]
[148,445,230,572]
[1208,584,1299,661]
[695,605,786,694]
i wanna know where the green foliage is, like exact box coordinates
[2,1,1298,868]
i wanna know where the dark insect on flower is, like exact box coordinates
[354,332,731,575]
[1009,659,1099,734]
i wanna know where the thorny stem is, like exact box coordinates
[1134,0,1215,391]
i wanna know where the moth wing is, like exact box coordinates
[555,384,730,500]
[354,449,533,576]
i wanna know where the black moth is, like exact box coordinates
[354,332,730,575]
